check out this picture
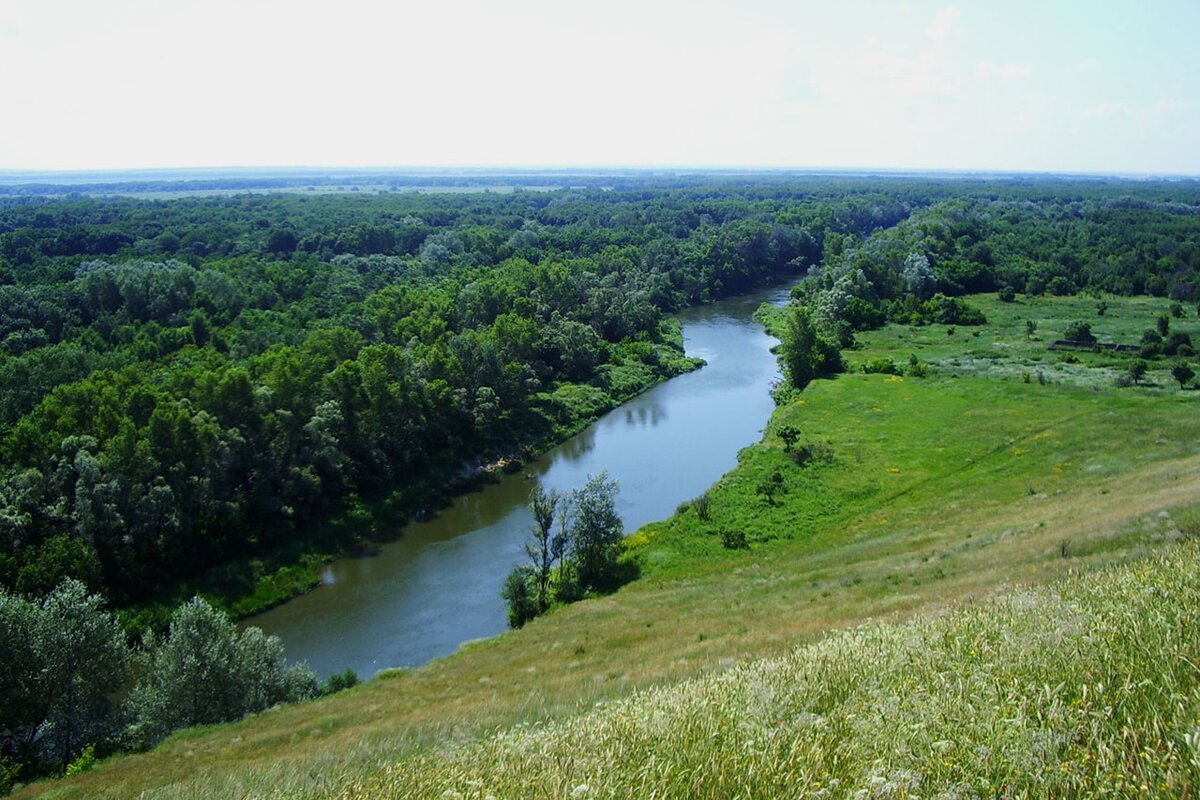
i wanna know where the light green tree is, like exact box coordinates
[0,580,128,771]
[129,597,318,746]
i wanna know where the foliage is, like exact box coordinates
[1063,320,1096,343]
[1129,360,1148,385]
[1172,362,1195,389]
[719,529,748,550]
[779,306,843,390]
[525,486,565,613]
[63,745,95,777]
[323,669,359,695]
[500,565,539,629]
[0,580,128,774]
[861,356,901,375]
[127,597,318,747]
[564,472,623,594]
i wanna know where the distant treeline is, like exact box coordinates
[1,177,1199,621]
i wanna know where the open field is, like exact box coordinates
[19,294,1200,799]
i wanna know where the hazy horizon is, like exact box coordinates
[3,1,1198,176]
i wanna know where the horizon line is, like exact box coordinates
[1,164,1198,182]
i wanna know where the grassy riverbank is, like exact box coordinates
[20,293,1200,799]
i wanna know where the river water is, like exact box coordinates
[252,282,790,678]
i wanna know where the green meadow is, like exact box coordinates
[20,293,1200,799]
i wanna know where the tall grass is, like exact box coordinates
[376,544,1200,798]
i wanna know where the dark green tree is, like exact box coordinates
[1129,361,1148,386]
[1172,362,1194,389]
[781,306,842,391]
[778,425,801,453]
[500,565,539,629]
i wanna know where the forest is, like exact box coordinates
[2,173,1200,782]
[2,176,1199,620]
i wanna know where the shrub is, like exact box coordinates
[1062,320,1095,343]
[720,529,749,550]
[692,492,712,521]
[324,668,359,695]
[997,286,1016,302]
[501,566,539,629]
[862,357,901,375]
[128,597,319,747]
[792,440,835,467]
[1164,332,1193,356]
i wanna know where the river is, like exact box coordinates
[252,282,791,678]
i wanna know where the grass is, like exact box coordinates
[19,293,1200,799]
[377,544,1200,798]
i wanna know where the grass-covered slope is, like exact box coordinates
[19,293,1200,799]
[382,544,1200,798]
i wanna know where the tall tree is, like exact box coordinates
[526,486,566,612]
[567,472,623,592]
[0,580,128,772]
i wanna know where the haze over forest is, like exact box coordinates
[2,0,1198,176]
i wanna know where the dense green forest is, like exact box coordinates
[2,173,1200,785]
[2,177,1199,619]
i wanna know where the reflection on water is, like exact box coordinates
[623,402,667,428]
[251,282,792,678]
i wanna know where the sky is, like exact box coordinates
[1,0,1198,175]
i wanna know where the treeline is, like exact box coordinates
[797,192,1200,331]
[0,182,919,618]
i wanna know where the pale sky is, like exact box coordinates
[1,0,1197,174]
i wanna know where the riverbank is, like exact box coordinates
[27,292,1200,799]
[247,282,789,677]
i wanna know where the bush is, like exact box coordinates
[906,355,930,378]
[128,597,319,747]
[64,745,96,777]
[862,357,901,375]
[720,529,749,550]
[691,492,712,521]
[501,566,539,629]
[324,668,359,694]
[997,286,1016,303]
[1062,320,1095,343]
[1164,332,1193,356]
[792,440,835,467]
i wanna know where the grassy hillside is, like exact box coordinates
[19,293,1200,799]
[373,544,1200,798]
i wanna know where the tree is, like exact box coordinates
[1129,361,1148,386]
[1063,320,1095,344]
[1157,314,1170,337]
[500,565,539,628]
[526,486,566,612]
[778,425,801,453]
[756,470,786,506]
[781,306,842,391]
[566,472,623,593]
[129,597,318,746]
[1025,319,1037,339]
[1172,362,1195,389]
[0,580,128,772]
